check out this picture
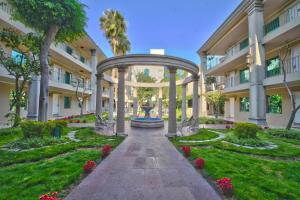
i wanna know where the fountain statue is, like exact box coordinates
[130,101,164,128]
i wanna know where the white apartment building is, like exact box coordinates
[198,0,300,128]
[0,1,113,125]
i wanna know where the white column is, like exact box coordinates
[181,84,187,122]
[109,82,114,122]
[200,52,207,116]
[95,74,103,128]
[27,75,40,120]
[247,0,267,125]
[158,87,163,118]
[192,75,199,127]
[90,49,98,113]
[133,87,138,118]
[116,68,127,136]
[167,67,177,137]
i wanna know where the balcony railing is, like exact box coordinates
[264,2,300,35]
[265,55,300,77]
[0,1,12,15]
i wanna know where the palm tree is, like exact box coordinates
[100,9,130,56]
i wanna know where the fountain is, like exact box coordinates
[130,102,164,128]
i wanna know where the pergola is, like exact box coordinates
[96,54,200,137]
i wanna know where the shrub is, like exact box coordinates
[69,119,73,123]
[20,120,45,138]
[83,160,96,173]
[0,128,21,136]
[233,122,261,139]
[102,145,112,158]
[181,146,191,157]
[39,192,58,200]
[83,119,87,123]
[102,111,109,121]
[216,178,233,196]
[224,133,269,147]
[4,137,67,149]
[266,129,300,140]
[194,158,205,169]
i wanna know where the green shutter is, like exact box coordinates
[66,46,73,55]
[65,72,71,84]
[239,38,249,50]
[240,68,250,84]
[264,17,280,35]
[64,96,71,109]
[240,97,250,112]
[266,57,280,77]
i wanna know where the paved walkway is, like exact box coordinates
[65,122,221,200]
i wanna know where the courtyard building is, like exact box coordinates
[198,0,300,128]
[0,1,112,126]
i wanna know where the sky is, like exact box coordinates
[80,0,242,64]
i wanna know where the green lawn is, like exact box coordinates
[0,127,124,200]
[170,129,300,200]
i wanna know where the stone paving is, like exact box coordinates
[65,122,221,200]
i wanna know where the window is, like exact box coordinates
[144,68,149,76]
[239,38,249,50]
[188,99,193,108]
[240,97,250,112]
[266,57,280,77]
[80,56,85,63]
[240,68,250,84]
[11,50,25,65]
[66,46,73,55]
[267,94,282,114]
[64,96,71,109]
[64,72,72,84]
[264,17,280,35]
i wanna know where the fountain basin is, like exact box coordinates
[131,117,164,128]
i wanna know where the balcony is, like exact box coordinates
[223,74,250,94]
[206,41,249,76]
[263,1,300,47]
[264,55,300,86]
[50,43,92,73]
[49,71,92,94]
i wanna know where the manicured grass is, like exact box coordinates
[70,114,96,123]
[170,129,300,200]
[0,128,22,146]
[0,149,100,200]
[171,129,219,143]
[0,127,124,199]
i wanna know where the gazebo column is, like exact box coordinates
[181,84,187,122]
[192,75,199,128]
[167,67,177,137]
[116,68,127,136]
[158,87,163,118]
[109,82,114,122]
[133,87,138,117]
[95,74,103,128]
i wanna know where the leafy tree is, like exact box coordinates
[100,9,130,56]
[205,90,226,119]
[8,0,87,122]
[0,28,41,127]
[72,77,88,116]
[135,72,157,105]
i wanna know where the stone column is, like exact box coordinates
[158,87,163,118]
[27,75,40,120]
[181,84,187,122]
[200,52,207,116]
[90,49,98,113]
[167,67,177,137]
[95,74,103,127]
[247,0,267,125]
[133,87,138,118]
[192,75,199,127]
[109,82,114,122]
[116,68,127,136]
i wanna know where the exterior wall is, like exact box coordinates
[0,83,12,125]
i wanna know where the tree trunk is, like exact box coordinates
[286,105,300,130]
[38,25,59,122]
[13,78,20,127]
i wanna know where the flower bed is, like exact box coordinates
[181,146,191,157]
[102,145,112,158]
[83,160,96,173]
[216,178,233,196]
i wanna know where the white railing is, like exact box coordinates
[280,1,300,26]
[0,0,12,15]
[283,55,300,74]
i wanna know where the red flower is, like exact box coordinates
[83,160,96,173]
[216,178,233,196]
[39,192,58,200]
[181,146,191,157]
[194,158,205,169]
[102,145,112,157]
